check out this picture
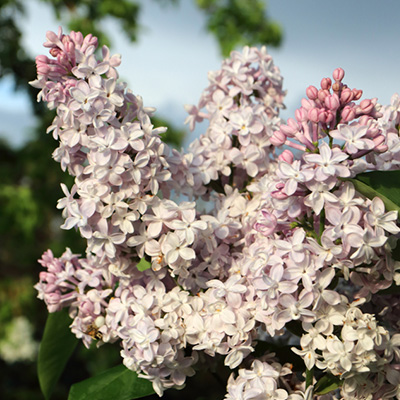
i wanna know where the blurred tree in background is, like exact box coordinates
[0,0,282,398]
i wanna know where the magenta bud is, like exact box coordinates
[341,106,356,122]
[278,149,294,164]
[306,85,318,100]
[308,108,319,123]
[325,94,340,111]
[321,77,332,90]
[340,88,353,104]
[352,89,363,100]
[333,68,345,82]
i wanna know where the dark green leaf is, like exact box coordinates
[286,320,304,337]
[38,309,78,400]
[348,170,400,213]
[68,364,155,400]
[392,237,400,261]
[314,373,342,395]
[253,340,303,370]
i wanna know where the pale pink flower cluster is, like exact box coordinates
[225,359,292,400]
[176,45,285,198]
[33,29,400,399]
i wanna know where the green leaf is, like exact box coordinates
[305,367,314,389]
[68,364,155,400]
[136,257,151,271]
[314,373,342,395]
[38,309,78,400]
[347,170,400,213]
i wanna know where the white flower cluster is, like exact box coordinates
[33,28,400,399]
[0,316,38,363]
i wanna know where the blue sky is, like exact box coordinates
[1,0,400,148]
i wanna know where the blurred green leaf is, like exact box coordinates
[314,373,342,395]
[68,364,155,400]
[196,0,282,56]
[348,170,400,213]
[38,309,78,400]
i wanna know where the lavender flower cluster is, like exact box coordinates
[32,28,400,399]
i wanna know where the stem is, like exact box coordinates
[318,209,325,245]
[306,367,314,388]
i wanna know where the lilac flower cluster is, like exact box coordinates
[33,29,400,399]
[177,45,285,198]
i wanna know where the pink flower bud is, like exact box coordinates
[358,115,372,125]
[308,108,319,123]
[375,143,388,153]
[340,88,354,103]
[318,89,329,103]
[341,105,356,122]
[50,47,62,57]
[63,37,75,55]
[373,135,385,147]
[321,77,332,90]
[278,149,294,164]
[359,98,374,114]
[333,68,345,82]
[326,110,334,123]
[280,118,299,136]
[45,30,61,46]
[70,31,84,46]
[325,94,340,111]
[270,130,287,146]
[301,98,314,111]
[306,85,318,100]
[81,34,98,53]
[295,107,308,122]
[318,110,333,123]
[352,89,363,100]
[271,183,288,199]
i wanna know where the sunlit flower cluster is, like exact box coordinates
[32,29,400,399]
